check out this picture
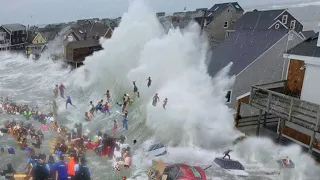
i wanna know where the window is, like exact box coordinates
[223,21,228,28]
[225,90,232,103]
[12,38,15,43]
[163,166,183,180]
[188,166,202,178]
[275,23,280,29]
[22,30,25,34]
[22,37,25,42]
[282,15,288,24]
[290,20,296,29]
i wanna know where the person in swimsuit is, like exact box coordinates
[152,93,160,106]
[146,77,152,88]
[66,96,76,109]
[59,83,66,98]
[105,90,111,102]
[133,81,138,96]
[163,98,168,109]
[89,101,95,115]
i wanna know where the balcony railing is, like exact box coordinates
[249,85,320,132]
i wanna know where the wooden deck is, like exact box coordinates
[250,86,320,131]
[249,82,320,154]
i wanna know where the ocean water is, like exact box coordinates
[0,0,320,179]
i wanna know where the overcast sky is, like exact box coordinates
[0,0,318,25]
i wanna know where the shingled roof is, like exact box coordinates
[228,9,285,31]
[208,29,288,76]
[71,23,108,39]
[286,32,320,58]
[299,30,315,39]
[2,24,26,33]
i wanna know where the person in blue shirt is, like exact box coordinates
[66,96,76,109]
[75,157,91,180]
[48,155,56,180]
[54,155,68,180]
[32,153,50,180]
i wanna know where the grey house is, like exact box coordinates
[200,2,244,48]
[208,9,305,116]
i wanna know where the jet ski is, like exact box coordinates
[213,157,249,176]
[276,157,295,169]
[147,143,167,157]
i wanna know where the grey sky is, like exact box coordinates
[0,0,317,25]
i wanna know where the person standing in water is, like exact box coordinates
[113,120,118,136]
[105,90,111,102]
[146,77,152,88]
[53,85,59,98]
[66,96,76,109]
[133,81,138,96]
[122,110,128,130]
[59,83,66,98]
[152,93,160,106]
[163,98,168,109]
[89,101,95,115]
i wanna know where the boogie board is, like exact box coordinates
[147,160,166,180]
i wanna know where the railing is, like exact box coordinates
[253,80,286,90]
[249,85,320,132]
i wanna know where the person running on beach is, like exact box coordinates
[59,83,66,98]
[146,77,152,88]
[53,85,59,98]
[105,90,111,102]
[152,93,160,106]
[163,98,168,109]
[66,96,76,109]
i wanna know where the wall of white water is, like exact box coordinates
[1,0,320,179]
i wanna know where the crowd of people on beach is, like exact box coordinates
[0,76,169,180]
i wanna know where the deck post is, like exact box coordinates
[277,118,285,143]
[263,112,267,127]
[256,109,263,136]
[249,87,254,105]
[308,107,320,154]
[235,100,241,127]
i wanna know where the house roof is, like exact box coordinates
[286,32,320,58]
[300,30,315,39]
[71,23,108,38]
[66,39,101,49]
[207,2,244,18]
[228,9,285,31]
[40,31,58,41]
[2,24,26,32]
[208,29,288,76]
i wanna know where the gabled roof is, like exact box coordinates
[40,31,58,41]
[208,2,244,18]
[286,32,320,58]
[2,24,26,33]
[299,30,315,39]
[228,9,285,31]
[66,39,101,49]
[208,29,288,76]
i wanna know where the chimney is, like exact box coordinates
[317,23,320,47]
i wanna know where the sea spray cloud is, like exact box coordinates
[65,0,320,179]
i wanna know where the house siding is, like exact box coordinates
[32,33,47,44]
[205,5,242,46]
[230,31,303,116]
[275,11,303,33]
